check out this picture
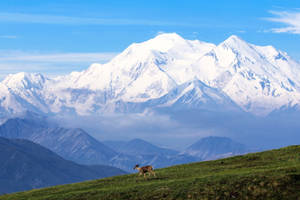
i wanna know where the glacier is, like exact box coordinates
[0,33,300,117]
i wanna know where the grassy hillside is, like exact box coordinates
[1,145,300,200]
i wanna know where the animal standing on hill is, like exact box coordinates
[133,164,156,178]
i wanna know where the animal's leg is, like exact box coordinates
[152,171,156,177]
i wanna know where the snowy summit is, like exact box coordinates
[1,33,300,116]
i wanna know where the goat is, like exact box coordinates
[133,164,156,178]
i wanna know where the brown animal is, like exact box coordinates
[133,164,156,178]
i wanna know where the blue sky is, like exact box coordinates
[0,0,299,79]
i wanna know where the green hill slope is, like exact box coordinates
[1,145,300,200]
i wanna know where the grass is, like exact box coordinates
[1,145,300,200]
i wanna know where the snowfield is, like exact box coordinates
[1,33,300,116]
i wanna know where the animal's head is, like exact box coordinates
[133,164,139,169]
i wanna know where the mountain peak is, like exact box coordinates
[2,72,45,83]
[2,72,46,89]
[184,136,247,160]
[137,32,187,52]
[220,35,249,49]
[127,138,153,146]
[153,32,184,41]
[224,35,244,43]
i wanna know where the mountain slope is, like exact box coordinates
[29,127,117,165]
[0,117,117,165]
[183,136,248,160]
[104,138,178,156]
[1,145,299,199]
[195,35,300,115]
[0,137,125,194]
[0,73,49,115]
[1,33,299,116]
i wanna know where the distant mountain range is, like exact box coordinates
[0,116,195,172]
[0,33,300,117]
[0,137,125,194]
[104,136,248,171]
[104,138,197,171]
[0,117,117,165]
[0,115,248,172]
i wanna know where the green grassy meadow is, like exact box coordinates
[1,145,300,200]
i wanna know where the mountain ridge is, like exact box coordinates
[0,137,125,194]
[0,33,300,116]
[0,117,118,165]
[183,136,248,160]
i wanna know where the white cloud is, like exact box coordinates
[0,51,117,62]
[0,50,118,79]
[266,10,300,34]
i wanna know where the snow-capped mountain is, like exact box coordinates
[0,33,300,116]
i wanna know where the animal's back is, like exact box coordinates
[141,165,153,172]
